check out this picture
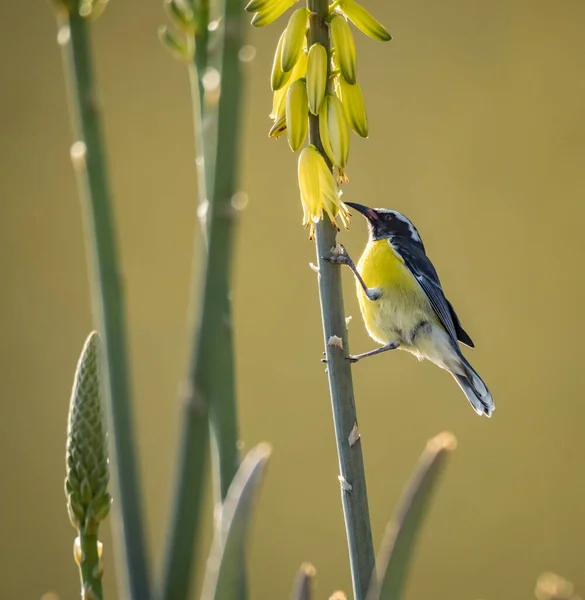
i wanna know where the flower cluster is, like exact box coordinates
[247,0,391,237]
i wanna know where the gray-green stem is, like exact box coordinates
[203,0,243,510]
[161,0,244,597]
[78,532,104,600]
[307,1,376,598]
[57,9,150,600]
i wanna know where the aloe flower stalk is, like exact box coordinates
[54,2,150,598]
[243,0,392,597]
[159,0,247,598]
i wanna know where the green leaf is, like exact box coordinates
[367,432,457,600]
[290,563,316,600]
[200,443,272,600]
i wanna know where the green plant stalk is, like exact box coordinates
[194,0,210,121]
[57,10,150,600]
[161,0,245,597]
[159,42,214,600]
[189,0,242,507]
[78,532,104,600]
[204,0,244,506]
[189,0,212,217]
[307,1,376,598]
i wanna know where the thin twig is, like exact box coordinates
[307,1,375,598]
[57,9,150,600]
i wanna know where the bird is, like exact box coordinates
[327,201,494,417]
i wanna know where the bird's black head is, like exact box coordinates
[345,202,424,248]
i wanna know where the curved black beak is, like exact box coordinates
[344,202,379,221]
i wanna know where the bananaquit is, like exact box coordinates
[328,202,494,417]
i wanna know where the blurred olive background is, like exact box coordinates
[2,0,585,598]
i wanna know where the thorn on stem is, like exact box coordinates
[348,423,360,447]
[338,475,352,492]
[327,335,343,349]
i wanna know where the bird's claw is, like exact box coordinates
[324,244,350,265]
[321,354,359,364]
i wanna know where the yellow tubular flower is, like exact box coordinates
[298,146,322,238]
[330,14,357,84]
[251,0,299,27]
[286,78,308,151]
[270,84,287,120]
[281,8,310,72]
[298,145,349,238]
[306,43,328,115]
[245,0,277,13]
[268,48,307,135]
[337,0,392,42]
[271,30,292,91]
[317,155,350,228]
[319,94,350,169]
[335,77,368,138]
[268,114,287,138]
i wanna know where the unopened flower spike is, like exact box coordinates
[65,331,111,599]
[65,332,111,535]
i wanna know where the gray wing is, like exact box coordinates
[391,240,459,343]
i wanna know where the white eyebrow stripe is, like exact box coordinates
[396,213,422,242]
[375,208,422,243]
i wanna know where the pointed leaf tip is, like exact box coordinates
[200,443,272,600]
[290,563,316,600]
[367,432,456,600]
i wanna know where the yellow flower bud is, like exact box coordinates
[306,43,328,115]
[319,94,350,168]
[336,77,368,138]
[330,15,357,84]
[251,0,299,27]
[337,0,391,42]
[281,8,310,72]
[286,78,309,151]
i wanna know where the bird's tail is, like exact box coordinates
[451,353,495,417]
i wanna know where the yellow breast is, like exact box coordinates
[357,239,416,291]
[356,239,435,345]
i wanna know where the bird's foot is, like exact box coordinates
[321,352,360,364]
[324,243,350,265]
